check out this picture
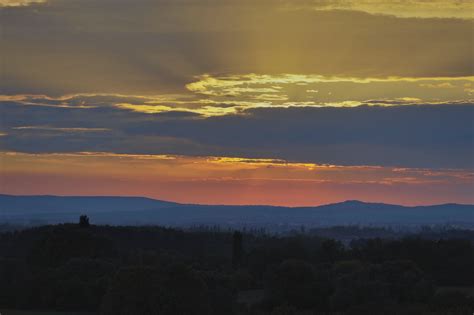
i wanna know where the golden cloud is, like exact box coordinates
[291,0,474,19]
[0,0,45,7]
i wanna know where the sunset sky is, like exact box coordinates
[1,0,473,206]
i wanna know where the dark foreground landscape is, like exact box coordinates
[1,218,473,315]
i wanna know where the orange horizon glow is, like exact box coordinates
[1,151,472,207]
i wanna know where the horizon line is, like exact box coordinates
[1,193,472,208]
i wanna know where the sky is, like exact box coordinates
[0,0,473,206]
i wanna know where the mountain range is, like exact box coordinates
[0,194,473,230]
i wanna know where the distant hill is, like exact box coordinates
[0,194,473,230]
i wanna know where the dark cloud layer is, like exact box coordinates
[1,99,472,169]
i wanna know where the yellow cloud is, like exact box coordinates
[419,82,456,89]
[3,73,474,118]
[185,74,474,111]
[12,126,110,132]
[293,0,474,19]
[187,74,474,96]
[114,103,176,114]
[0,0,45,7]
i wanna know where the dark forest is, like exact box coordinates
[0,218,473,315]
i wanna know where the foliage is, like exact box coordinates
[0,223,472,314]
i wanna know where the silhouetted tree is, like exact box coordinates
[232,231,243,269]
[79,215,90,228]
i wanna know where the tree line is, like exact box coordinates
[0,217,473,314]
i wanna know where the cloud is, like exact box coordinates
[1,97,473,169]
[294,0,474,19]
[2,151,473,206]
[2,151,471,185]
[4,69,473,118]
[2,0,472,205]
[419,82,457,89]
[186,74,474,107]
[2,2,472,96]
[5,0,470,18]
[0,0,44,7]
[12,126,110,133]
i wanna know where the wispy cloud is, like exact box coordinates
[186,74,474,110]
[12,126,111,133]
[1,97,473,169]
[291,0,474,19]
[2,151,472,206]
[0,0,45,7]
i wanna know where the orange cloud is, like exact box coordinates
[1,152,472,206]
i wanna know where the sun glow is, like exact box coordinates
[1,151,472,206]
